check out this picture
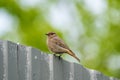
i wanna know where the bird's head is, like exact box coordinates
[45,32,57,38]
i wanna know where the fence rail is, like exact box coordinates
[0,40,119,80]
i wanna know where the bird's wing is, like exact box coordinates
[52,36,76,56]
[52,37,70,50]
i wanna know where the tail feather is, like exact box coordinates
[66,49,80,62]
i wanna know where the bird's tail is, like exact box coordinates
[66,49,80,62]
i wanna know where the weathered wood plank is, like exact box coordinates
[53,56,64,80]
[39,52,50,80]
[0,41,19,80]
[74,63,85,80]
[31,48,41,80]
[17,44,30,80]
[63,61,73,80]
[0,40,4,80]
[7,41,18,80]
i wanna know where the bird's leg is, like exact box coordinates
[53,53,62,60]
[53,53,57,57]
[58,54,62,60]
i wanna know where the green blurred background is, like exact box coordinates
[0,0,120,78]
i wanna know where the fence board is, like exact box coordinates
[53,56,64,80]
[39,52,50,80]
[7,41,18,80]
[0,40,4,80]
[74,64,84,80]
[0,41,18,80]
[17,44,28,80]
[63,61,72,80]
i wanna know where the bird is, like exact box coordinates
[45,32,80,62]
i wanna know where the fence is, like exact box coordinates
[0,40,119,80]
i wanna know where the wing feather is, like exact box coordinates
[52,36,70,50]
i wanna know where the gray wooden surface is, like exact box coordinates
[0,40,119,80]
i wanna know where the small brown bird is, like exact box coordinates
[46,32,80,62]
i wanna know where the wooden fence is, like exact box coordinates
[0,40,119,80]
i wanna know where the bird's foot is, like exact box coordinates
[53,54,62,60]
[53,54,57,57]
[58,54,62,60]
